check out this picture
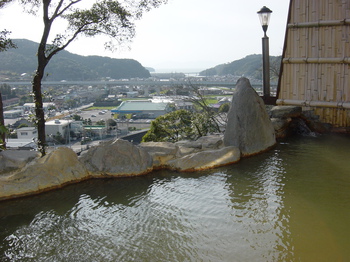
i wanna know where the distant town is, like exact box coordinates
[1,73,276,153]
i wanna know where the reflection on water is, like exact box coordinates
[0,135,350,261]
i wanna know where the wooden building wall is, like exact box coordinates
[277,0,350,128]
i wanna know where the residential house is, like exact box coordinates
[17,127,37,140]
[5,127,38,150]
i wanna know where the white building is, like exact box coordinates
[17,127,37,140]
[5,127,38,150]
[5,139,37,150]
[23,102,56,113]
[45,119,73,138]
[174,100,194,111]
[4,109,22,119]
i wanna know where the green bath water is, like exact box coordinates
[1,134,349,261]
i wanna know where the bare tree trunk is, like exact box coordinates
[0,92,6,149]
[33,73,46,155]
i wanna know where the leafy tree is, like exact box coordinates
[0,30,16,52]
[142,110,194,142]
[96,120,106,126]
[142,82,229,143]
[106,118,117,127]
[0,0,13,8]
[72,114,83,121]
[49,132,65,145]
[15,0,167,156]
[219,103,230,113]
[0,123,8,150]
[0,0,16,53]
[186,82,222,132]
[191,112,220,138]
[142,108,225,143]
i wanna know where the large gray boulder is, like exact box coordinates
[223,77,276,156]
[79,139,153,176]
[0,147,88,200]
[0,150,39,174]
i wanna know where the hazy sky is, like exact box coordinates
[1,0,290,72]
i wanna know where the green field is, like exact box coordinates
[83,106,116,111]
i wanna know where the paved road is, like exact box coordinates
[78,109,114,123]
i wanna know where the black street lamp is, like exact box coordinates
[257,6,272,99]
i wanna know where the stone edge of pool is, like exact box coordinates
[0,77,332,201]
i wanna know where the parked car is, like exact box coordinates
[81,137,92,144]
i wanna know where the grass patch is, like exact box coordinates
[83,106,116,111]
[204,98,219,105]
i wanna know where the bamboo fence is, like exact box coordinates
[277,0,350,127]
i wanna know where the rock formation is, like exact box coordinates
[270,106,303,138]
[269,106,332,138]
[0,150,39,174]
[223,77,276,156]
[140,134,240,171]
[0,147,88,200]
[0,135,241,200]
[167,146,240,171]
[3,78,326,201]
[79,139,153,176]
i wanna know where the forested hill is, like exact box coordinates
[0,39,151,81]
[199,54,281,80]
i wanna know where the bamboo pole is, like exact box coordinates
[283,57,350,64]
[277,99,350,109]
[288,19,350,28]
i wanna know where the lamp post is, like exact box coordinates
[257,6,272,99]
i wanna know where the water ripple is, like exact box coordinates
[2,136,350,261]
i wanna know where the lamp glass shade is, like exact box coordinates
[257,6,272,26]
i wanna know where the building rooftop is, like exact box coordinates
[17,127,37,131]
[46,119,73,126]
[111,101,169,113]
[6,139,37,149]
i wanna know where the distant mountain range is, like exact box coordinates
[0,39,282,82]
[0,39,151,81]
[199,54,281,80]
